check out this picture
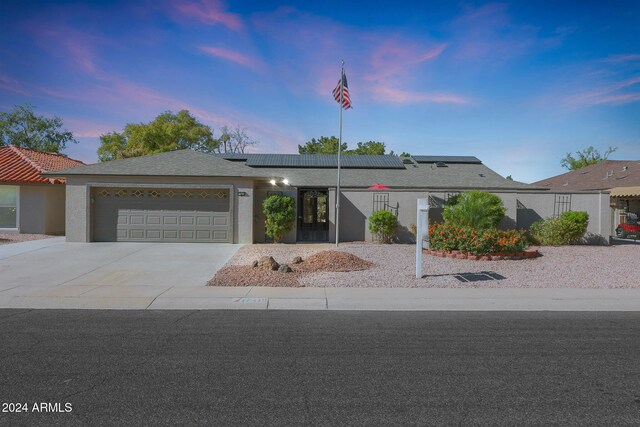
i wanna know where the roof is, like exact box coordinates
[47,149,538,191]
[533,160,640,191]
[217,153,405,169]
[610,186,640,198]
[47,149,260,178]
[0,145,84,184]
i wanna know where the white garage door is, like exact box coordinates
[93,188,231,243]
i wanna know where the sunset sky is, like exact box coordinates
[1,0,639,182]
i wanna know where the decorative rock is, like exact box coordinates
[291,256,303,264]
[257,256,280,271]
[278,264,292,273]
[251,260,258,268]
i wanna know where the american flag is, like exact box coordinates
[332,73,352,110]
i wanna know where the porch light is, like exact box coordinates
[282,179,289,186]
[269,179,277,185]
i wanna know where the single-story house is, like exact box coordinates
[47,149,611,244]
[0,145,84,234]
[533,160,640,236]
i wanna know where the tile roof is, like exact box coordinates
[0,145,84,184]
[532,160,640,191]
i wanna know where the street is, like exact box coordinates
[1,310,639,425]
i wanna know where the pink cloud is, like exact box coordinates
[171,0,243,31]
[0,74,31,96]
[369,85,472,105]
[198,46,263,70]
[604,54,640,63]
[26,21,103,75]
[64,118,115,138]
[448,3,544,62]
[566,76,640,107]
[252,7,469,106]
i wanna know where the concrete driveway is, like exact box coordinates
[0,238,242,308]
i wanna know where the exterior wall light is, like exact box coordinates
[269,179,277,185]
[282,179,289,185]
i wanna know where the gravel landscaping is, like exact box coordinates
[0,233,57,245]
[211,243,640,289]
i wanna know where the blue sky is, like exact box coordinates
[1,0,639,183]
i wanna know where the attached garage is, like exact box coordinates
[92,187,231,242]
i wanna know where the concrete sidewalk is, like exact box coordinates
[1,285,639,311]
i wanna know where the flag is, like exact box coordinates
[332,73,352,110]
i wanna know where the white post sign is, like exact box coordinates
[416,197,430,278]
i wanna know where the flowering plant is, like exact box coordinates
[429,223,528,255]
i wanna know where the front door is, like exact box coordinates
[297,189,329,242]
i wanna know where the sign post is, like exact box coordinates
[416,198,430,278]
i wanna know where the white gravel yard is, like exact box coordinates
[0,233,57,245]
[225,243,640,289]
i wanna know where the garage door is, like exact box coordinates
[93,188,231,242]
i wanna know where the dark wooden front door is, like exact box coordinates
[297,189,329,242]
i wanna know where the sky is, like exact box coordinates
[1,0,639,183]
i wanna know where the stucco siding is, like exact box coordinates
[338,189,610,244]
[18,186,46,234]
[65,175,254,243]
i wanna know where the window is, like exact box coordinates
[0,186,18,229]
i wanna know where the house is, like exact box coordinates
[47,149,611,244]
[0,145,84,234]
[533,160,640,236]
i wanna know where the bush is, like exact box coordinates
[529,211,589,245]
[429,222,528,255]
[368,210,398,243]
[442,190,506,229]
[262,195,296,243]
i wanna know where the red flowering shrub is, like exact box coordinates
[428,223,528,255]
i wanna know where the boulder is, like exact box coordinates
[257,256,279,271]
[251,260,258,268]
[291,256,303,264]
[278,264,292,273]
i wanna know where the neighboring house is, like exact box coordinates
[0,145,84,234]
[47,149,611,244]
[533,160,640,235]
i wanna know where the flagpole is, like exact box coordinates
[336,60,344,247]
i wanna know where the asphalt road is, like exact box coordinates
[1,310,639,426]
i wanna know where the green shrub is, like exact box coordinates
[442,190,506,229]
[262,195,296,243]
[429,222,528,255]
[529,211,589,245]
[368,210,398,243]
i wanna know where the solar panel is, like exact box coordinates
[244,154,405,169]
[412,156,482,164]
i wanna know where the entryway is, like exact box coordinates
[297,189,329,242]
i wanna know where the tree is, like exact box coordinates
[505,175,514,181]
[97,110,218,162]
[560,146,617,170]
[349,141,387,155]
[298,136,393,155]
[399,152,412,157]
[215,125,258,154]
[298,136,346,154]
[0,103,77,153]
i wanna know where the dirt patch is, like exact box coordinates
[208,250,373,287]
[296,250,373,272]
